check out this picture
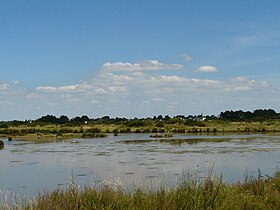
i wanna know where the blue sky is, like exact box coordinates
[1,0,280,120]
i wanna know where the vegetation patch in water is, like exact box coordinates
[120,138,234,145]
[150,133,173,138]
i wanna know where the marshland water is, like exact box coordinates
[1,133,280,200]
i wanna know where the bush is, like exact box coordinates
[0,123,8,128]
[87,128,101,133]
[143,128,151,133]
[135,129,141,133]
[112,128,119,134]
[151,128,158,133]
[155,121,164,128]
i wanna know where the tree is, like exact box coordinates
[36,115,58,123]
[81,115,90,122]
[58,115,69,124]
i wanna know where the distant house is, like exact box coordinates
[194,116,206,121]
[193,113,206,121]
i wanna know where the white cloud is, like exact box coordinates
[103,73,136,83]
[102,60,183,72]
[152,75,186,83]
[36,85,80,92]
[100,67,263,95]
[34,61,266,107]
[107,86,128,94]
[181,54,193,62]
[149,75,221,88]
[223,77,261,92]
[36,81,128,96]
[26,93,39,99]
[197,65,218,73]
[36,86,57,92]
[57,85,78,91]
[0,59,274,120]
[12,80,20,85]
[0,83,9,90]
[95,87,106,94]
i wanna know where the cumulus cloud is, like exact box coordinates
[151,75,186,83]
[197,65,218,73]
[26,93,39,99]
[36,85,78,92]
[101,69,265,96]
[181,54,193,62]
[0,83,9,91]
[0,59,274,120]
[34,60,267,103]
[102,60,183,72]
[34,70,266,101]
[36,86,56,92]
[222,76,265,92]
[12,80,20,85]
[36,82,128,96]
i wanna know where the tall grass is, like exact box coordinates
[3,171,280,209]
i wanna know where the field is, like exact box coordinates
[1,119,280,141]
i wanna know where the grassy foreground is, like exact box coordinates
[4,172,280,210]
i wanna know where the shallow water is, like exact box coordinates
[1,133,280,200]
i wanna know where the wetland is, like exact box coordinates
[1,133,280,202]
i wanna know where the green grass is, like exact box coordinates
[4,172,280,209]
[2,119,280,142]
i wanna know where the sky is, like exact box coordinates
[1,0,280,120]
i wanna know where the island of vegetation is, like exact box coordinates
[1,109,280,140]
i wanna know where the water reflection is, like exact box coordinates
[0,134,280,200]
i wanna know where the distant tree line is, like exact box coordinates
[219,109,279,121]
[0,109,279,127]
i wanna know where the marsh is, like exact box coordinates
[1,133,280,201]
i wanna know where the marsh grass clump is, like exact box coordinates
[81,133,107,138]
[150,133,163,138]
